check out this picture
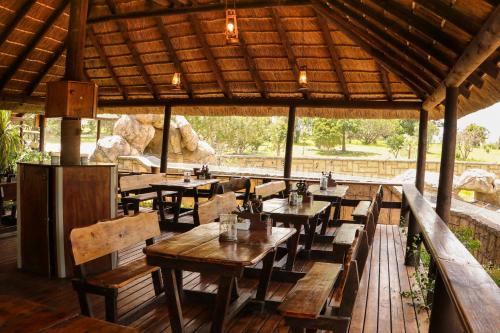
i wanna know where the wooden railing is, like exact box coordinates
[401,184,500,333]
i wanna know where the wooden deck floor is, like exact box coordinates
[0,224,428,332]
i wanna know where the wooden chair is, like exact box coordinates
[280,231,368,333]
[193,191,238,225]
[254,180,286,199]
[69,212,163,323]
[217,177,251,205]
[119,173,176,215]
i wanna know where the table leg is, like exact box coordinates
[304,217,318,253]
[173,190,184,223]
[211,276,234,333]
[193,188,199,204]
[333,197,342,222]
[162,267,185,333]
[285,224,301,270]
[175,269,184,304]
[256,250,277,301]
[156,190,166,222]
[320,204,332,235]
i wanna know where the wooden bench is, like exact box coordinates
[254,180,286,199]
[332,185,383,263]
[69,212,163,323]
[280,231,369,333]
[217,177,251,205]
[193,192,238,225]
[120,173,176,215]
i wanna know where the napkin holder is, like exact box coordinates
[238,212,272,234]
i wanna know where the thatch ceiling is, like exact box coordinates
[0,0,498,119]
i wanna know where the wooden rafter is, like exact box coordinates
[0,0,69,93]
[413,0,481,37]
[367,0,465,54]
[87,0,310,24]
[327,0,444,86]
[239,35,267,98]
[315,12,349,100]
[104,0,159,99]
[378,64,393,101]
[189,14,232,98]
[87,28,127,99]
[423,5,500,111]
[312,0,429,99]
[148,0,193,98]
[271,8,310,99]
[0,0,36,47]
[25,41,67,96]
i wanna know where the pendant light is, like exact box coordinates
[171,72,181,90]
[225,1,239,44]
[297,15,308,91]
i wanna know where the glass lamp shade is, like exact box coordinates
[298,66,308,91]
[171,72,181,89]
[225,9,239,44]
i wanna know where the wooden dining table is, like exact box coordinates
[262,198,331,270]
[151,178,219,228]
[310,184,349,231]
[0,295,137,333]
[144,222,296,333]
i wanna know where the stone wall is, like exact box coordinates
[217,155,500,179]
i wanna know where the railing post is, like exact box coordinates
[402,190,421,267]
[428,271,462,333]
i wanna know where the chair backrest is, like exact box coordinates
[373,185,383,223]
[254,181,286,199]
[353,230,369,278]
[70,212,160,266]
[120,173,167,193]
[218,177,251,204]
[194,192,238,225]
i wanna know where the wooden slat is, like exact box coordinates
[363,226,380,333]
[195,197,219,225]
[70,212,161,265]
[352,201,371,218]
[254,181,286,199]
[378,224,391,332]
[189,14,232,98]
[333,223,362,246]
[40,315,139,332]
[0,1,37,46]
[239,35,267,98]
[120,173,167,192]
[0,0,69,92]
[379,64,393,101]
[25,41,66,96]
[85,258,159,289]
[387,226,407,333]
[279,262,342,318]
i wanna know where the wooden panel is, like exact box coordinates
[85,258,159,289]
[195,197,219,225]
[0,182,16,201]
[119,173,167,192]
[279,262,342,318]
[70,212,160,265]
[333,223,363,246]
[46,81,98,118]
[62,166,113,273]
[352,201,371,217]
[19,164,51,276]
[39,315,139,332]
[216,192,238,215]
[254,181,286,198]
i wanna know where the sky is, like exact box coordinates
[457,102,500,143]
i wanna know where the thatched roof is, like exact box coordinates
[0,0,498,119]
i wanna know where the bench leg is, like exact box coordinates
[211,276,234,333]
[105,289,118,323]
[152,270,163,296]
[320,205,332,235]
[75,287,93,317]
[122,202,129,215]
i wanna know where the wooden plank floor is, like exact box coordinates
[0,224,428,332]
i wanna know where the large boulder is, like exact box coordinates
[455,169,496,194]
[113,115,155,153]
[176,115,199,152]
[183,140,216,164]
[152,114,164,129]
[91,135,133,162]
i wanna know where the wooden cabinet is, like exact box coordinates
[17,163,117,278]
[46,81,98,118]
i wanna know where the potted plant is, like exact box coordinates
[0,111,20,181]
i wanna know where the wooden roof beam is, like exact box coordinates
[413,0,481,37]
[0,0,37,47]
[312,0,429,99]
[315,12,350,100]
[0,0,69,93]
[189,14,232,98]
[327,0,444,86]
[378,64,393,101]
[25,41,67,96]
[271,8,310,99]
[87,0,310,24]
[98,97,422,109]
[87,28,127,99]
[148,0,193,98]
[104,0,159,99]
[423,5,500,111]
[239,36,267,98]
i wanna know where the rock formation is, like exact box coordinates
[91,114,215,164]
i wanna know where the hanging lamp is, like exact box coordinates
[225,1,239,44]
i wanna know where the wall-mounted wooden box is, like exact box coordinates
[46,80,98,118]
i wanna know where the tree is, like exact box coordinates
[426,120,440,151]
[0,111,21,174]
[268,118,288,155]
[398,119,417,136]
[456,124,489,160]
[356,119,397,144]
[336,120,360,152]
[311,118,341,152]
[386,133,405,158]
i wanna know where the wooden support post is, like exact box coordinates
[415,109,428,193]
[60,0,88,165]
[435,87,458,223]
[96,119,101,142]
[428,271,462,333]
[283,106,296,192]
[160,105,172,173]
[39,115,45,152]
